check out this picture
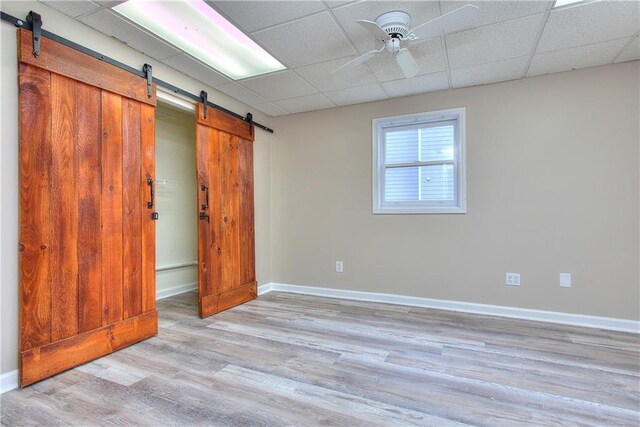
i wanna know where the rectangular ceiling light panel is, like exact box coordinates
[113,0,285,79]
[553,0,595,8]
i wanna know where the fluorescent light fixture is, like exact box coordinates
[113,0,285,79]
[553,0,596,8]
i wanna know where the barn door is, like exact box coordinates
[18,29,158,386]
[195,103,256,318]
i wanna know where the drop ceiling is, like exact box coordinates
[41,0,640,116]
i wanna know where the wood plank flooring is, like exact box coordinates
[2,291,639,426]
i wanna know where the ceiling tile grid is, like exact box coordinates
[210,1,326,33]
[41,0,640,116]
[451,55,530,88]
[536,1,640,53]
[381,72,450,98]
[324,83,388,106]
[528,37,633,76]
[275,93,336,114]
[250,12,357,68]
[445,13,547,69]
[238,70,318,101]
[163,54,231,87]
[615,35,640,63]
[215,82,269,106]
[79,9,182,60]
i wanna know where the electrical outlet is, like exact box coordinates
[559,273,572,288]
[505,272,520,286]
[336,261,344,273]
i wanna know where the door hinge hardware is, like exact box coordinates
[27,11,42,57]
[246,112,253,124]
[199,212,210,223]
[200,90,208,119]
[151,212,159,220]
[143,63,153,99]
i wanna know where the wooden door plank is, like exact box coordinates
[196,106,253,141]
[122,99,142,319]
[220,133,241,292]
[18,64,52,351]
[196,123,213,310]
[238,137,256,285]
[209,128,224,298]
[140,103,156,314]
[77,82,103,333]
[199,281,257,317]
[17,29,155,106]
[101,91,124,325]
[20,310,158,387]
[50,74,79,341]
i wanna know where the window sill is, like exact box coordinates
[373,206,467,215]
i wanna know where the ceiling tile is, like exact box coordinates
[381,72,449,98]
[253,102,289,116]
[40,0,102,18]
[332,1,441,53]
[215,82,268,107]
[275,93,335,114]
[325,0,358,8]
[446,13,545,69]
[368,37,447,82]
[615,36,640,63]
[80,10,181,60]
[251,12,356,68]
[441,1,551,29]
[537,1,640,53]
[238,70,317,101]
[323,83,388,106]
[295,56,377,92]
[163,54,231,87]
[209,1,325,33]
[528,38,630,77]
[451,56,528,88]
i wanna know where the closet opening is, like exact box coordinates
[155,96,199,313]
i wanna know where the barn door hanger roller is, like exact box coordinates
[26,11,42,57]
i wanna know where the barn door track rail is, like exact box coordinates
[1,10,274,134]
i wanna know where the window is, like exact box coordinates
[372,108,466,214]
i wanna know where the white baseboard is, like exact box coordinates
[259,283,640,334]
[258,282,273,295]
[1,370,18,394]
[156,282,197,300]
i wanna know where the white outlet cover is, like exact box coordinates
[560,273,572,288]
[506,272,520,286]
[336,261,343,273]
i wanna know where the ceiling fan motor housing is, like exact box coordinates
[375,11,411,40]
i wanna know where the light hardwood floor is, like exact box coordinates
[2,291,639,426]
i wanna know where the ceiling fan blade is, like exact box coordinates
[356,19,391,42]
[410,4,479,40]
[396,48,419,79]
[332,50,380,73]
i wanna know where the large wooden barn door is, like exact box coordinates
[18,29,158,386]
[195,103,256,318]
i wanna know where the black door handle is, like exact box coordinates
[201,184,209,211]
[199,211,210,223]
[147,178,155,209]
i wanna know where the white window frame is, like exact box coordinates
[372,107,467,214]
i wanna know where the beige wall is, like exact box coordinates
[155,104,198,294]
[271,61,640,321]
[0,2,272,374]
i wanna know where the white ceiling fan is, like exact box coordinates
[333,5,479,79]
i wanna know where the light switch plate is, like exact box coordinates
[560,273,572,288]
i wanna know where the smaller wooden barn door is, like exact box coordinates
[195,104,256,318]
[18,29,157,386]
